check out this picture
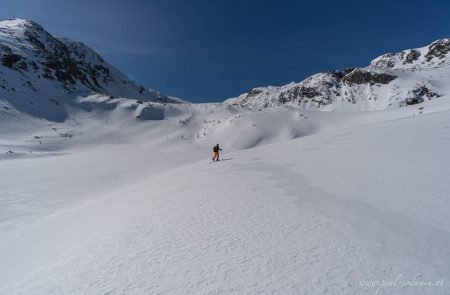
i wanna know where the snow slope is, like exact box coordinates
[227,39,450,111]
[0,18,179,122]
[0,98,449,294]
[1,17,449,295]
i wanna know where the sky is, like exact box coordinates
[1,0,450,102]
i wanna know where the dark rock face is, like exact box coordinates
[329,70,345,79]
[297,86,322,99]
[246,89,263,98]
[402,50,421,64]
[62,40,113,92]
[1,52,22,68]
[405,86,441,105]
[23,27,111,92]
[0,19,175,104]
[1,44,23,68]
[278,86,299,104]
[405,96,423,105]
[279,85,332,106]
[241,89,263,104]
[278,85,321,104]
[343,69,397,85]
[0,21,113,93]
[243,84,328,107]
[414,86,440,98]
[425,39,450,62]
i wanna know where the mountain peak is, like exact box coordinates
[0,18,45,33]
[370,38,450,69]
[228,38,448,111]
[0,18,180,121]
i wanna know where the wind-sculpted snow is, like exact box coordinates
[0,19,450,294]
[0,99,449,294]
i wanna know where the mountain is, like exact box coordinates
[2,18,448,123]
[227,39,450,111]
[1,19,450,295]
[1,81,450,295]
[0,18,180,121]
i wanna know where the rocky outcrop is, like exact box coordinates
[403,49,421,64]
[404,86,441,105]
[1,52,22,68]
[0,18,175,103]
[371,38,450,69]
[425,39,450,62]
[228,38,449,111]
[342,69,397,85]
[236,67,399,109]
[17,21,120,93]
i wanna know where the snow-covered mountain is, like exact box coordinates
[2,18,449,125]
[1,19,450,295]
[0,18,180,121]
[227,39,450,111]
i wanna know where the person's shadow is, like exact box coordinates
[219,158,234,161]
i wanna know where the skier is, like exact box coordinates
[212,144,222,161]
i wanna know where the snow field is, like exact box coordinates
[1,99,449,294]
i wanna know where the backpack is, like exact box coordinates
[213,146,218,152]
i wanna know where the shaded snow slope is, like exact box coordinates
[1,17,449,295]
[227,39,450,111]
[3,92,447,157]
[0,18,179,122]
[0,99,449,294]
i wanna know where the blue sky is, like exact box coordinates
[1,0,449,102]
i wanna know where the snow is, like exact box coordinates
[1,17,449,295]
[228,39,450,111]
[1,97,449,294]
[0,18,176,123]
[371,39,450,70]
